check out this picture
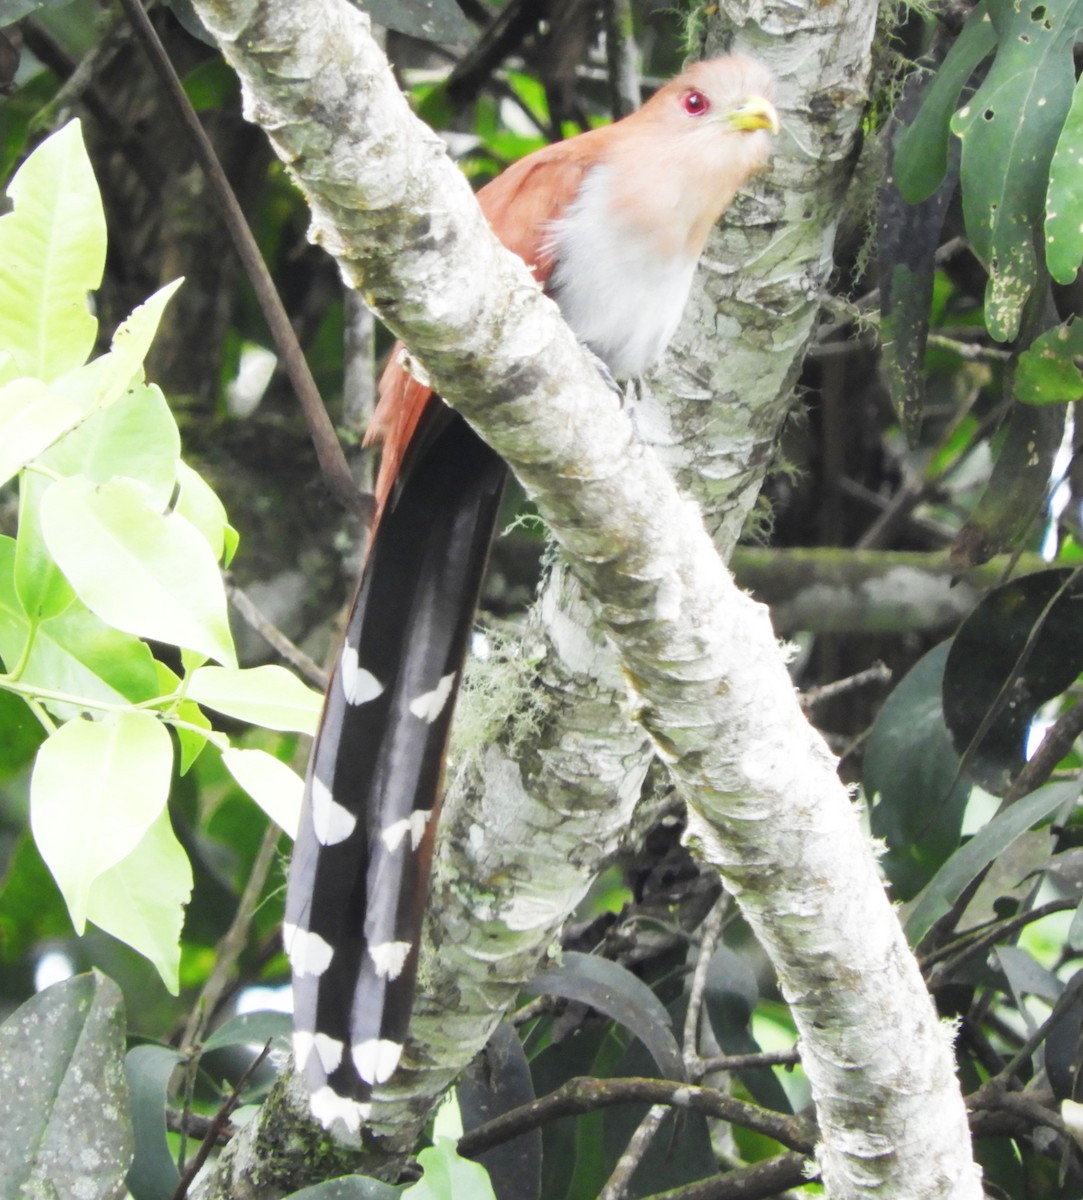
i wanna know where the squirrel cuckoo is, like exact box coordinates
[284,54,778,1134]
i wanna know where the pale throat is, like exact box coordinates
[545,163,700,380]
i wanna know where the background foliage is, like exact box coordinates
[2,0,1083,1197]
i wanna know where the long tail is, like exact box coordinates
[284,412,505,1130]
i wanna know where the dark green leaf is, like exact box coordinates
[902,779,1080,943]
[0,971,132,1199]
[950,401,1063,568]
[525,952,685,1082]
[943,568,1083,792]
[353,0,472,44]
[894,4,998,203]
[881,66,961,437]
[1046,75,1083,283]
[951,0,1083,339]
[124,1043,182,1200]
[458,1023,541,1200]
[202,1009,293,1053]
[703,947,792,1113]
[1015,317,1083,404]
[866,642,971,899]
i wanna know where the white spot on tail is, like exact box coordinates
[283,922,334,977]
[369,940,412,980]
[380,808,431,853]
[409,672,456,722]
[341,645,384,705]
[311,776,356,845]
[310,1086,371,1134]
[293,1030,344,1076]
[353,1037,403,1084]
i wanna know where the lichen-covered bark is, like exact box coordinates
[189,1,982,1195]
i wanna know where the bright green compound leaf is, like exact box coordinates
[0,537,158,718]
[40,475,237,668]
[39,381,181,509]
[0,972,132,1200]
[221,747,302,837]
[154,661,212,775]
[30,711,173,932]
[174,459,237,564]
[85,807,192,993]
[188,664,322,733]
[894,1,997,203]
[15,471,74,623]
[1046,74,1083,283]
[51,278,183,422]
[403,1139,497,1200]
[0,119,105,380]
[0,376,83,487]
[1015,318,1083,404]
[951,0,1083,340]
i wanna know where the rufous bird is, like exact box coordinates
[284,54,778,1134]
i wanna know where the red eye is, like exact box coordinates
[682,89,710,116]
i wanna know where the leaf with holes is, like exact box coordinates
[1015,317,1083,404]
[951,0,1083,340]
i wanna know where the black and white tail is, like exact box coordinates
[284,413,505,1134]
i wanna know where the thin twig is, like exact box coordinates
[683,895,727,1076]
[598,1104,669,1200]
[170,1040,273,1200]
[117,0,368,522]
[801,663,892,712]
[226,577,328,688]
[180,820,284,1052]
[456,1076,814,1159]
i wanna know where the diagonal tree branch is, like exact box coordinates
[188,2,982,1196]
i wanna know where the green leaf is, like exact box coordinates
[15,470,74,622]
[30,712,174,932]
[902,779,1081,943]
[404,1140,497,1200]
[0,119,105,379]
[85,807,193,993]
[866,642,971,898]
[0,376,83,487]
[174,459,237,564]
[1015,316,1083,404]
[40,474,237,667]
[202,1010,293,1052]
[951,0,1083,340]
[154,661,211,774]
[188,664,322,733]
[49,277,184,423]
[0,972,132,1200]
[0,536,159,718]
[894,2,998,203]
[124,1043,182,1200]
[524,952,685,1082]
[1046,74,1083,282]
[40,380,181,508]
[221,747,302,837]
